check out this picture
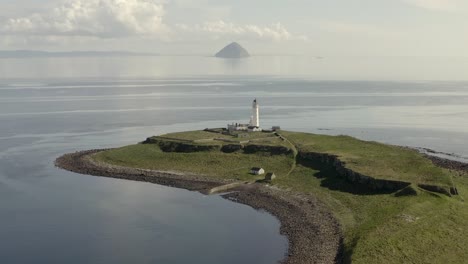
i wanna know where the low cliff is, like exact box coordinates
[299,151,456,196]
[143,137,221,152]
[143,137,292,156]
[243,144,293,155]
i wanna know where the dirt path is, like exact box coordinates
[276,132,299,176]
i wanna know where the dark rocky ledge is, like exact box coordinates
[299,151,458,196]
[55,149,344,264]
[143,137,292,156]
[300,152,411,191]
[143,138,221,153]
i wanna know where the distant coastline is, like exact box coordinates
[0,50,160,58]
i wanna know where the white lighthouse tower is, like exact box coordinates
[226,98,262,133]
[250,98,260,127]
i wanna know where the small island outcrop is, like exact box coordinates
[215,42,250,58]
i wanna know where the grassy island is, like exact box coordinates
[79,129,468,263]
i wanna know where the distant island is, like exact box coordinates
[215,42,250,58]
[55,99,468,264]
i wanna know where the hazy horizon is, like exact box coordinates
[2,0,468,57]
[2,55,468,81]
[3,0,468,80]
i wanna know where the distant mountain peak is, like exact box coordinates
[215,42,250,58]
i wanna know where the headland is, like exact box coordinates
[56,128,468,264]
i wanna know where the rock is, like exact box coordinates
[221,144,243,153]
[299,151,411,193]
[395,185,419,197]
[154,139,220,153]
[450,187,459,195]
[215,42,250,58]
[418,184,452,196]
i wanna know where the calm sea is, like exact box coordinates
[0,56,467,263]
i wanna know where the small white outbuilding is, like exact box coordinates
[250,167,265,175]
[265,172,276,181]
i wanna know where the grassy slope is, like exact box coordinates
[93,130,468,263]
[277,160,468,263]
[155,130,291,147]
[280,131,454,187]
[157,130,233,141]
[94,144,293,181]
[159,130,275,141]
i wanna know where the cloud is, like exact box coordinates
[0,0,307,49]
[175,20,308,41]
[401,0,462,12]
[1,0,169,38]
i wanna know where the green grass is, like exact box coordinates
[160,130,275,141]
[158,130,232,141]
[247,136,290,147]
[94,144,293,181]
[280,131,454,187]
[92,130,468,263]
[275,160,468,263]
[155,130,291,148]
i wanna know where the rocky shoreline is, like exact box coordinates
[425,155,468,173]
[55,149,344,264]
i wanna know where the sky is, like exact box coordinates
[1,0,468,56]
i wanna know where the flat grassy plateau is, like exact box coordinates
[94,130,468,264]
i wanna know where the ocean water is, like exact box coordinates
[0,56,467,263]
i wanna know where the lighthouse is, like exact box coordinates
[226,98,262,133]
[250,99,260,127]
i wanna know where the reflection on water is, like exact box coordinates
[0,75,467,158]
[0,118,289,264]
